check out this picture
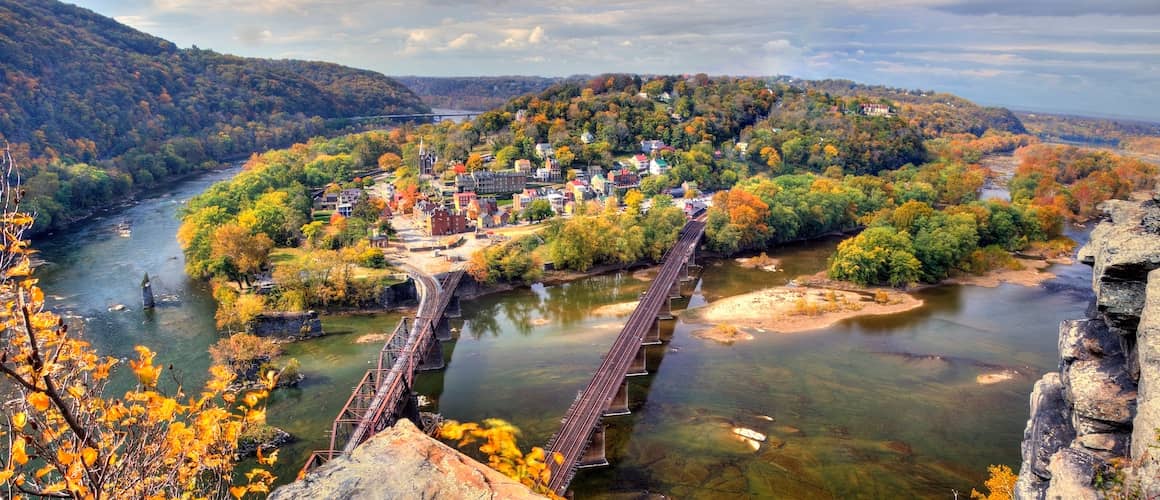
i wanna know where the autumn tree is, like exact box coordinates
[209,333,282,381]
[210,223,274,288]
[377,152,402,172]
[440,419,563,499]
[971,464,1016,500]
[0,149,277,498]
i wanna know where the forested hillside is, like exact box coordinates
[0,0,428,231]
[394,76,570,111]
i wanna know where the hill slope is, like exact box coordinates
[394,76,571,111]
[0,0,428,231]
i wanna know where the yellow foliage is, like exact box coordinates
[440,419,565,499]
[971,464,1017,500]
[0,158,278,500]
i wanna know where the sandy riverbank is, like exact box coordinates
[686,286,924,335]
[592,300,640,317]
[945,258,1056,288]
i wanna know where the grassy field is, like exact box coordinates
[268,247,407,284]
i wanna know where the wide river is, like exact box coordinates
[33,168,1092,498]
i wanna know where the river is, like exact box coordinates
[31,167,1092,498]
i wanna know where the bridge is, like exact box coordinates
[337,111,483,124]
[300,268,465,475]
[544,219,706,495]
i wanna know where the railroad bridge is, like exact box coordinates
[301,269,465,474]
[544,219,706,495]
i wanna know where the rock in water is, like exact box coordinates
[270,419,541,499]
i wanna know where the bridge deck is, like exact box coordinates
[544,220,705,494]
[302,269,464,474]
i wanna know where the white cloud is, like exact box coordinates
[445,33,477,50]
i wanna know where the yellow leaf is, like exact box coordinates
[35,464,53,480]
[11,437,28,465]
[12,412,26,430]
[0,469,12,483]
[229,486,248,499]
[57,448,75,466]
[81,448,98,467]
[27,392,51,412]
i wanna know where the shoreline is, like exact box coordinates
[685,286,925,337]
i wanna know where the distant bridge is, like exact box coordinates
[301,268,465,474]
[337,111,483,124]
[543,218,706,495]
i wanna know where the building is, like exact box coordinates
[534,143,554,158]
[511,188,538,213]
[684,199,708,218]
[334,188,364,217]
[455,171,526,195]
[591,174,611,197]
[580,131,595,144]
[425,206,470,236]
[569,179,592,202]
[640,139,666,154]
[631,154,650,171]
[860,103,892,117]
[608,168,640,190]
[649,158,670,176]
[453,191,477,213]
[514,159,533,173]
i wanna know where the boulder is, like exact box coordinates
[270,419,543,500]
[1079,200,1160,331]
[1017,373,1074,495]
[1130,269,1160,495]
[1042,447,1103,500]
[1058,319,1137,426]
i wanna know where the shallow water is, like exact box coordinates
[32,167,1093,497]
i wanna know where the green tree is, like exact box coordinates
[828,227,921,287]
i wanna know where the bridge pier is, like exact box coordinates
[435,316,453,341]
[604,379,631,416]
[445,295,461,318]
[628,345,648,375]
[643,319,662,345]
[577,425,609,468]
[417,336,445,371]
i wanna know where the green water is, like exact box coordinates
[32,168,1093,498]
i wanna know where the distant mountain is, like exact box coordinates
[0,0,428,231]
[395,76,578,111]
[783,78,1027,136]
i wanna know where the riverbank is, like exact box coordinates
[685,286,924,337]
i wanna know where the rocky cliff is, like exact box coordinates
[269,419,543,500]
[1016,194,1160,498]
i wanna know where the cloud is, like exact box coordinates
[72,0,1160,120]
[234,26,272,45]
[934,0,1160,17]
[445,33,477,50]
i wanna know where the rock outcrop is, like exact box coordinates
[269,419,543,500]
[1017,194,1160,498]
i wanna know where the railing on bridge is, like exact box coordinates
[544,220,706,495]
[299,270,465,476]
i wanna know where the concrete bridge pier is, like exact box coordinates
[445,295,462,318]
[604,379,631,416]
[417,337,445,371]
[643,319,663,345]
[577,425,609,468]
[435,317,453,341]
[628,345,649,375]
[657,297,675,320]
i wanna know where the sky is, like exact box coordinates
[72,0,1160,122]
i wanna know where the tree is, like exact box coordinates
[970,464,1016,500]
[209,333,282,380]
[828,227,921,287]
[524,199,553,222]
[377,152,402,171]
[439,419,563,499]
[210,223,274,287]
[0,149,276,498]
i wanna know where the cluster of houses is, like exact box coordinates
[352,135,704,237]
